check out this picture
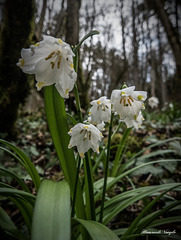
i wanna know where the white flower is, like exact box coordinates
[17,36,77,98]
[148,96,159,108]
[96,122,105,131]
[123,111,145,129]
[111,86,147,121]
[68,123,103,158]
[89,96,111,125]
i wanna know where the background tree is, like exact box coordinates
[0,0,35,138]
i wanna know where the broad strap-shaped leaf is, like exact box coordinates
[44,86,85,220]
[72,218,119,240]
[0,139,41,192]
[31,180,71,240]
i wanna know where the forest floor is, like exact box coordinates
[0,103,181,239]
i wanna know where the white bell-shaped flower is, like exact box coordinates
[123,111,145,129]
[17,36,77,98]
[68,123,103,158]
[148,96,159,109]
[111,86,147,121]
[89,96,111,125]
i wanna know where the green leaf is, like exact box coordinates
[72,218,119,240]
[66,112,77,126]
[0,207,29,240]
[95,159,181,201]
[31,180,71,240]
[0,140,41,192]
[111,128,131,177]
[0,187,35,205]
[98,183,181,225]
[123,184,181,236]
[0,167,30,192]
[44,86,85,220]
[73,30,100,53]
[8,196,33,232]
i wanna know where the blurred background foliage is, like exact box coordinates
[0,0,181,137]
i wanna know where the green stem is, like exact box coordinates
[73,51,83,123]
[92,121,122,173]
[71,156,81,217]
[73,84,83,123]
[84,153,96,220]
[99,113,114,223]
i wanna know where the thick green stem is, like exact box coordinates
[92,121,123,173]
[71,156,81,217]
[84,153,96,220]
[99,113,114,223]
[73,83,83,123]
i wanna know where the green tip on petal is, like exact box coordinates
[120,82,128,89]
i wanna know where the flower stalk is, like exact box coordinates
[99,112,114,223]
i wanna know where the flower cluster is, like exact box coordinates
[68,123,103,158]
[111,86,147,129]
[17,36,148,158]
[148,96,159,109]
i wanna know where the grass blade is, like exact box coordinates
[0,140,41,192]
[0,207,29,240]
[0,167,30,193]
[72,218,119,240]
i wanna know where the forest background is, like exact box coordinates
[0,0,181,137]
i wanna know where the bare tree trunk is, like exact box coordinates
[0,0,35,138]
[145,0,181,100]
[132,0,139,88]
[120,0,129,83]
[65,0,81,45]
[35,0,47,40]
[157,21,166,106]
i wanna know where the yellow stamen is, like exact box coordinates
[129,96,134,102]
[37,82,44,89]
[100,133,103,136]
[50,62,55,69]
[34,43,40,47]
[97,147,99,153]
[134,115,137,120]
[97,100,101,104]
[89,131,91,140]
[121,91,126,95]
[80,129,84,134]
[68,129,72,133]
[57,55,62,68]
[19,58,25,66]
[89,111,91,115]
[128,99,132,106]
[83,126,89,129]
[70,63,74,69]
[58,39,63,44]
[123,98,126,107]
[137,95,144,100]
[45,51,55,60]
